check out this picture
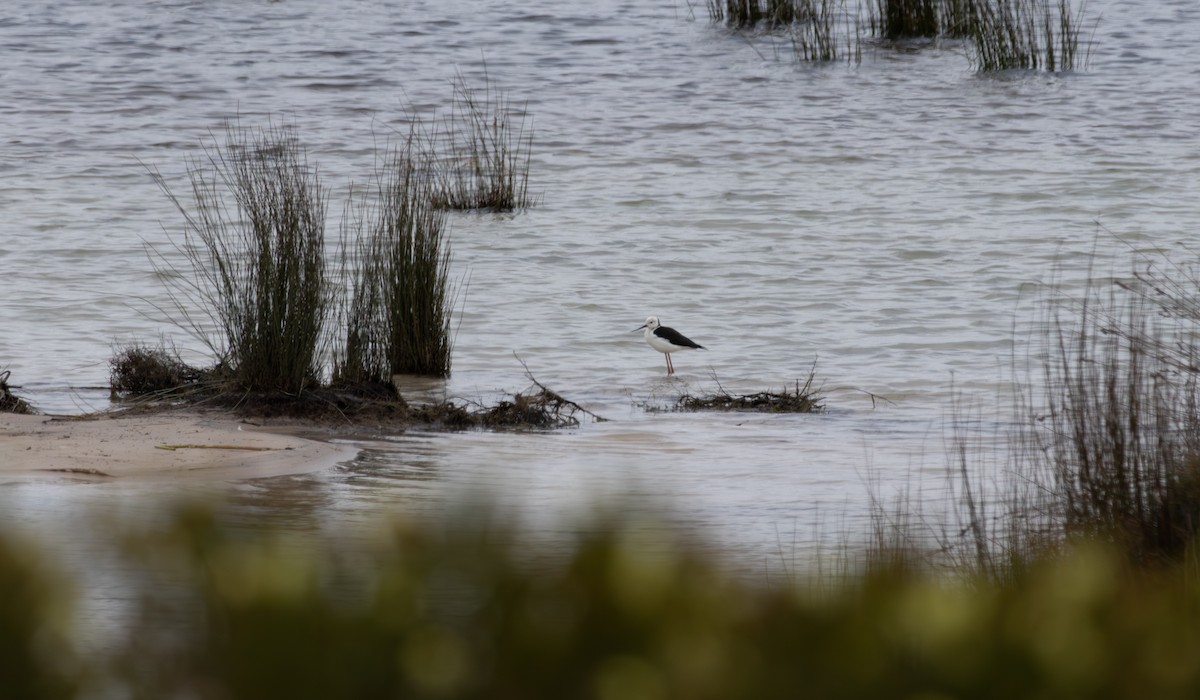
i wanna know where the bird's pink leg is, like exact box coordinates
[665,353,674,375]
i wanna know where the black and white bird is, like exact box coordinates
[634,316,705,375]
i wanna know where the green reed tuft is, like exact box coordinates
[705,0,1088,69]
[866,0,985,40]
[5,503,1200,697]
[149,121,332,395]
[865,243,1200,579]
[708,0,802,28]
[869,0,940,40]
[968,0,1088,72]
[0,535,76,698]
[790,0,854,62]
[1029,265,1200,564]
[939,0,983,36]
[430,70,534,212]
[338,132,455,380]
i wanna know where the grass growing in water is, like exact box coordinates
[968,0,1089,72]
[706,0,1089,70]
[790,0,854,63]
[940,0,983,36]
[429,70,534,212]
[868,0,940,40]
[338,132,455,380]
[148,121,332,395]
[866,241,1200,578]
[1029,264,1200,564]
[865,0,984,39]
[707,0,801,28]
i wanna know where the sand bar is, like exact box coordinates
[0,411,358,482]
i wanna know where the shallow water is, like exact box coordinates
[3,0,1200,614]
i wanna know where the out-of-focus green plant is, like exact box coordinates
[101,507,1200,699]
[7,505,1200,698]
[0,536,78,699]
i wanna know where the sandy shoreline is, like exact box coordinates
[0,411,359,482]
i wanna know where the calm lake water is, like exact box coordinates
[3,0,1200,620]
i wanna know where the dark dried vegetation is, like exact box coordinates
[676,373,824,413]
[109,344,204,397]
[0,370,34,414]
[474,365,607,429]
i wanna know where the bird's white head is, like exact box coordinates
[634,315,661,332]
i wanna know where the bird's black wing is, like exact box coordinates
[655,326,705,349]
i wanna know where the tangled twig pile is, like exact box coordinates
[474,357,606,429]
[0,370,34,414]
[677,373,824,413]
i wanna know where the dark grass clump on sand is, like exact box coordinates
[0,370,34,414]
[147,120,332,396]
[199,382,602,431]
[677,374,824,413]
[337,129,456,381]
[108,341,604,431]
[109,344,204,398]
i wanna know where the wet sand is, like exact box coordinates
[0,411,358,482]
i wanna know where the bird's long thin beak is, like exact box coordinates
[632,324,647,332]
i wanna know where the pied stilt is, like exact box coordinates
[634,315,705,375]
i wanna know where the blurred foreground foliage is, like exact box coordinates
[5,505,1200,699]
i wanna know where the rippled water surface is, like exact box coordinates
[4,0,1200,588]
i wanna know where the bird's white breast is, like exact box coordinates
[645,328,680,354]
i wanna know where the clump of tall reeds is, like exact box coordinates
[790,0,855,63]
[337,132,455,381]
[429,70,534,211]
[148,121,332,395]
[968,0,1089,72]
[705,0,1089,70]
[869,0,940,40]
[901,253,1200,576]
[864,0,981,39]
[708,0,802,28]
[703,0,858,63]
[852,238,1200,583]
[939,0,982,36]
[1025,263,1200,565]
